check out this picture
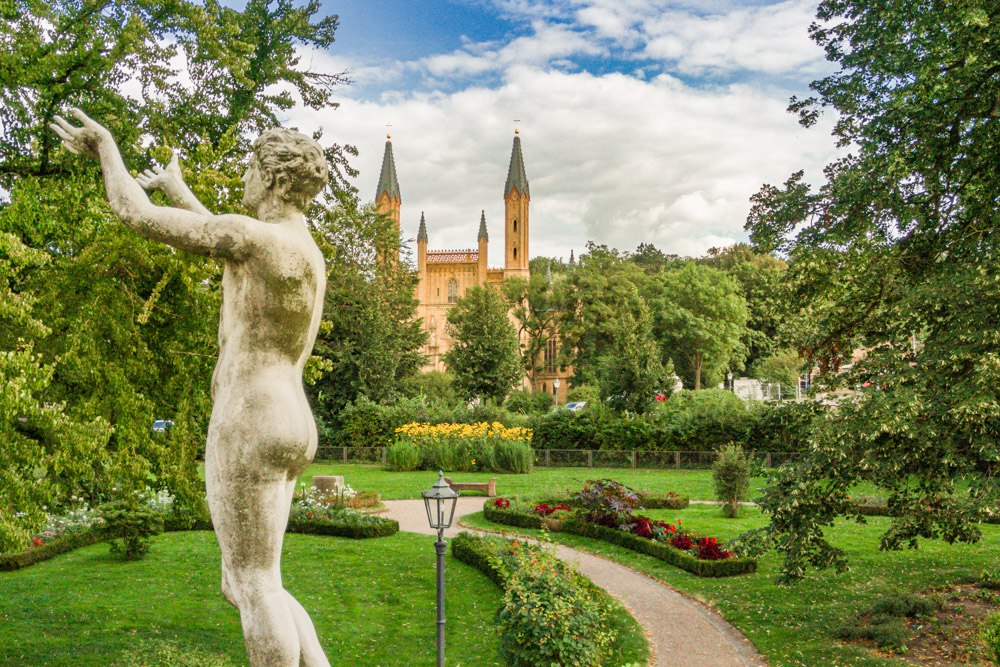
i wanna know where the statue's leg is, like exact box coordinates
[210,473,301,667]
[282,477,331,667]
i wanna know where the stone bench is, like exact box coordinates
[312,475,345,496]
[443,477,497,497]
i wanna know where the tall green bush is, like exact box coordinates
[749,400,824,452]
[713,445,751,518]
[385,442,421,472]
[652,389,755,451]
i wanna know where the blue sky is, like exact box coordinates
[283,0,840,263]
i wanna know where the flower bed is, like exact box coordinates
[482,481,757,578]
[388,421,533,473]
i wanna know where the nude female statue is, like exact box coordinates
[51,109,330,667]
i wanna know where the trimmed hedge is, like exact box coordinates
[559,518,757,578]
[0,529,104,572]
[0,512,398,572]
[634,491,690,510]
[483,502,543,530]
[451,531,507,587]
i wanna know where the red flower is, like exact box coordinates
[31,537,45,548]
[494,498,510,509]
[696,537,732,560]
[670,535,694,550]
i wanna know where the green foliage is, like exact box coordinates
[336,396,427,449]
[647,262,748,390]
[652,389,754,451]
[502,273,562,387]
[748,400,824,453]
[0,0,355,533]
[981,613,1000,665]
[596,304,669,414]
[555,244,650,386]
[286,511,398,539]
[714,445,751,518]
[505,388,553,415]
[746,0,1000,580]
[444,286,523,402]
[0,528,104,572]
[494,441,534,474]
[98,499,164,561]
[308,195,425,427]
[748,348,803,392]
[981,569,1000,591]
[633,490,690,510]
[495,542,616,667]
[399,370,458,403]
[385,442,421,472]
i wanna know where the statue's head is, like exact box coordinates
[244,128,328,214]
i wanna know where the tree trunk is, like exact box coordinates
[694,351,702,390]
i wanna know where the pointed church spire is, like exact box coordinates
[478,210,488,242]
[375,134,401,203]
[417,211,428,242]
[504,130,530,199]
[569,249,575,265]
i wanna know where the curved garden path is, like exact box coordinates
[383,497,766,667]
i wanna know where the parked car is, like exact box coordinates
[562,401,587,412]
[152,419,174,432]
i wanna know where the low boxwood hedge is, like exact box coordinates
[559,518,757,578]
[634,491,690,510]
[287,515,398,539]
[0,529,105,572]
[483,502,544,529]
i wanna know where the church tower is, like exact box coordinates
[375,131,401,235]
[504,128,530,279]
[477,210,488,283]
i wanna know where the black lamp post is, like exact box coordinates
[422,471,459,667]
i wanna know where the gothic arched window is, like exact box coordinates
[513,219,518,232]
[447,278,458,303]
[513,247,518,260]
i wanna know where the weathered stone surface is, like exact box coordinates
[52,110,331,667]
[312,476,345,495]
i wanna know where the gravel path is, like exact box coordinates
[382,498,766,667]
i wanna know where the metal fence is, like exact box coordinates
[314,446,803,470]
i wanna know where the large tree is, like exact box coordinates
[307,194,426,430]
[596,303,670,413]
[0,0,352,520]
[444,286,523,402]
[745,0,1000,581]
[647,262,749,390]
[502,272,561,390]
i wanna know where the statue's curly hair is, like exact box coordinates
[252,128,328,210]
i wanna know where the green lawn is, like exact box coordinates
[462,504,1000,667]
[300,463,768,500]
[0,531,505,666]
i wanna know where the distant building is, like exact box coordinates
[374,128,570,398]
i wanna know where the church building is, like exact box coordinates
[374,128,569,399]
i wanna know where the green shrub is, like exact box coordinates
[832,620,910,651]
[287,511,398,539]
[651,389,755,451]
[497,543,616,667]
[484,500,544,530]
[713,445,751,518]
[386,442,421,471]
[595,413,656,451]
[749,400,824,452]
[634,490,690,510]
[982,613,1000,665]
[495,441,533,473]
[531,409,598,450]
[337,396,430,448]
[868,592,939,618]
[505,388,553,415]
[98,500,164,561]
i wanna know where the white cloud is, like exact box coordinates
[285,63,839,264]
[641,0,825,77]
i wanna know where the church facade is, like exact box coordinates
[374,129,569,399]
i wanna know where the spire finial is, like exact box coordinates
[514,117,520,136]
[385,122,392,140]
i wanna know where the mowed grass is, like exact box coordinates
[0,530,505,666]
[300,462,768,500]
[462,504,1000,667]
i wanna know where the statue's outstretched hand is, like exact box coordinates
[136,153,184,194]
[49,108,111,158]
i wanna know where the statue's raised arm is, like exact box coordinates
[136,153,212,216]
[50,109,252,259]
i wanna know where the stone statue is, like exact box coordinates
[51,109,330,667]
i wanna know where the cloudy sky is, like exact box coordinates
[283,0,841,265]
